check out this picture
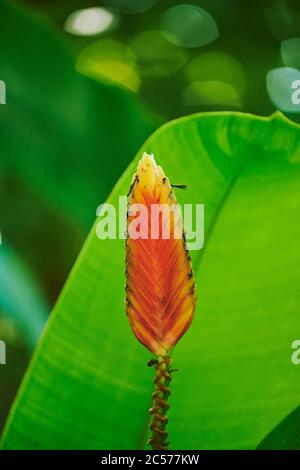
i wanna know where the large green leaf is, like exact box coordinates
[257,406,300,450]
[2,111,300,450]
[0,171,85,304]
[0,0,156,228]
[0,313,30,432]
[0,245,48,349]
[0,243,48,432]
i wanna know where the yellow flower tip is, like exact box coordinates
[137,152,156,174]
[134,152,167,194]
[141,151,156,165]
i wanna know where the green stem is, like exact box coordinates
[148,354,172,450]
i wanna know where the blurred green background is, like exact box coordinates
[1,0,300,440]
[23,0,300,119]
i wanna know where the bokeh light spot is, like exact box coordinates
[160,4,219,48]
[64,7,116,37]
[267,67,300,113]
[104,0,158,14]
[183,81,241,107]
[186,52,247,95]
[265,3,298,41]
[131,30,187,77]
[77,39,140,92]
[281,38,300,70]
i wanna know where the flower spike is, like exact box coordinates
[125,153,197,450]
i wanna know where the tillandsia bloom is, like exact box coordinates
[125,152,196,450]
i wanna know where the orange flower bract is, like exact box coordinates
[125,153,196,356]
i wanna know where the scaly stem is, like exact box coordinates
[148,354,172,450]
